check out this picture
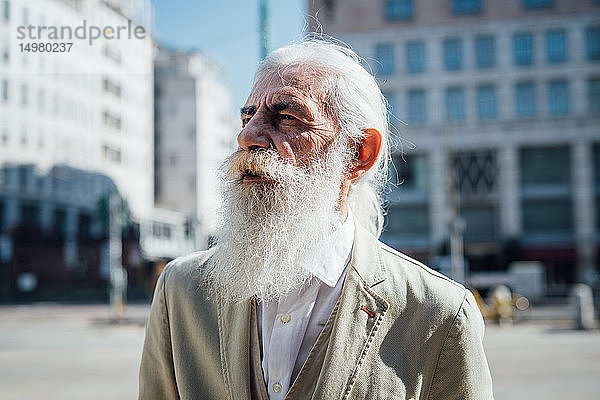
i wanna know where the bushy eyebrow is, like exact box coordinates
[270,102,292,112]
[240,106,256,116]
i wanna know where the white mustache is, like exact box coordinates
[225,149,305,183]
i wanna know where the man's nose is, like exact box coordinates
[237,117,272,151]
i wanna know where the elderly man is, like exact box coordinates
[139,40,494,400]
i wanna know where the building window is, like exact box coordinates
[514,33,534,66]
[522,147,570,186]
[102,144,121,163]
[520,146,572,242]
[586,26,600,61]
[383,92,398,120]
[443,38,463,71]
[590,78,600,114]
[393,154,429,193]
[475,35,495,69]
[38,88,44,112]
[386,204,430,239]
[548,80,569,116]
[384,154,429,247]
[446,87,465,122]
[453,0,481,15]
[21,83,27,107]
[376,44,395,75]
[546,30,566,63]
[515,82,536,117]
[1,79,7,102]
[522,0,554,8]
[522,199,572,239]
[406,41,425,73]
[408,89,427,124]
[102,110,122,130]
[452,151,498,242]
[477,85,496,120]
[103,78,122,97]
[103,45,122,64]
[3,1,8,21]
[385,0,413,20]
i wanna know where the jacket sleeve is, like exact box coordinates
[138,267,180,400]
[427,290,494,400]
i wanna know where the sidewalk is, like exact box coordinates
[1,303,598,399]
[0,304,149,400]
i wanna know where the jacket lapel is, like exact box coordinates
[311,222,390,400]
[217,295,252,400]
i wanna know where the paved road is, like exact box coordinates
[0,304,147,400]
[485,321,600,399]
[1,304,599,399]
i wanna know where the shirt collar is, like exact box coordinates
[300,209,355,287]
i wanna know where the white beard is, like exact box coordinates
[203,141,350,303]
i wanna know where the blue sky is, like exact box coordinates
[152,0,308,115]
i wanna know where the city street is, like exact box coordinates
[0,304,599,399]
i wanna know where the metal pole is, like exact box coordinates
[259,0,269,60]
[109,193,126,320]
[449,160,466,285]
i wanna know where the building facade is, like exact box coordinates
[154,47,235,247]
[310,0,600,289]
[0,0,198,300]
[0,0,154,219]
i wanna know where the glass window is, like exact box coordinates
[385,0,413,21]
[522,0,554,8]
[589,78,600,114]
[523,199,572,237]
[514,33,534,66]
[383,92,397,119]
[392,154,429,192]
[453,0,482,15]
[475,36,495,69]
[446,87,465,122]
[462,206,497,242]
[1,80,7,102]
[37,88,44,112]
[406,41,425,73]
[376,44,395,75]
[386,204,430,238]
[548,80,569,116]
[515,82,536,118]
[3,1,9,21]
[453,151,497,194]
[546,30,566,63]
[21,83,27,106]
[586,26,600,61]
[408,89,427,124]
[477,85,497,120]
[521,147,570,186]
[444,38,463,71]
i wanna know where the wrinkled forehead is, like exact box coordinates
[247,63,334,106]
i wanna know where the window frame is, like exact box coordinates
[443,38,463,71]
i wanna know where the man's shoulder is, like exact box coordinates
[376,240,467,311]
[161,247,216,289]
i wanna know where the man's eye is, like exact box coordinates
[280,114,295,121]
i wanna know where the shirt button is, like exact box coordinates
[273,382,282,393]
[280,313,291,324]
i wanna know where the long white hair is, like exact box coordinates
[256,38,390,237]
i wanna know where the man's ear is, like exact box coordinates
[347,128,382,181]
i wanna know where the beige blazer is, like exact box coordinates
[139,222,494,399]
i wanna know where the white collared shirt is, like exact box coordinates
[258,213,355,399]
